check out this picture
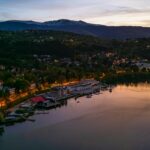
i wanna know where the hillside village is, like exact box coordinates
[0,31,150,109]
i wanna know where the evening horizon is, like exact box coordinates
[0,0,150,27]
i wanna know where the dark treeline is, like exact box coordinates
[103,72,150,84]
[0,30,108,58]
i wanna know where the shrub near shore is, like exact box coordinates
[0,112,4,124]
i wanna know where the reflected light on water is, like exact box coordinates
[1,83,150,150]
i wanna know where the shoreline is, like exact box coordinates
[1,71,150,110]
[0,79,106,126]
[0,77,149,127]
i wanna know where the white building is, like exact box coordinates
[135,62,150,70]
[9,88,16,95]
[67,79,100,95]
[29,83,36,90]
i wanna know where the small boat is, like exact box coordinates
[35,111,49,115]
[6,112,26,123]
[75,95,81,100]
[94,91,100,95]
[109,88,112,92]
[15,108,34,117]
[20,103,34,109]
[4,116,17,126]
[36,100,61,109]
[108,85,112,92]
[86,94,92,98]
[26,118,36,122]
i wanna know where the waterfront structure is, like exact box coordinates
[31,96,46,103]
[67,79,100,95]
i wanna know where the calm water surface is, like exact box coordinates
[1,84,150,150]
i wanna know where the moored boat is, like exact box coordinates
[36,100,61,109]
[86,94,92,98]
[4,116,17,126]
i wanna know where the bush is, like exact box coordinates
[0,112,4,123]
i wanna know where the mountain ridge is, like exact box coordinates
[0,19,150,39]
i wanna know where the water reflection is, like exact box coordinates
[0,127,4,136]
[1,83,150,150]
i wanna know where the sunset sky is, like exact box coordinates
[0,0,150,27]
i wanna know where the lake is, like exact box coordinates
[1,83,150,150]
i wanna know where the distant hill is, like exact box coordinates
[0,19,150,39]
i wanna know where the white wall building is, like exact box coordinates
[67,79,100,95]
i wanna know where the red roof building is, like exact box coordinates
[31,96,46,103]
